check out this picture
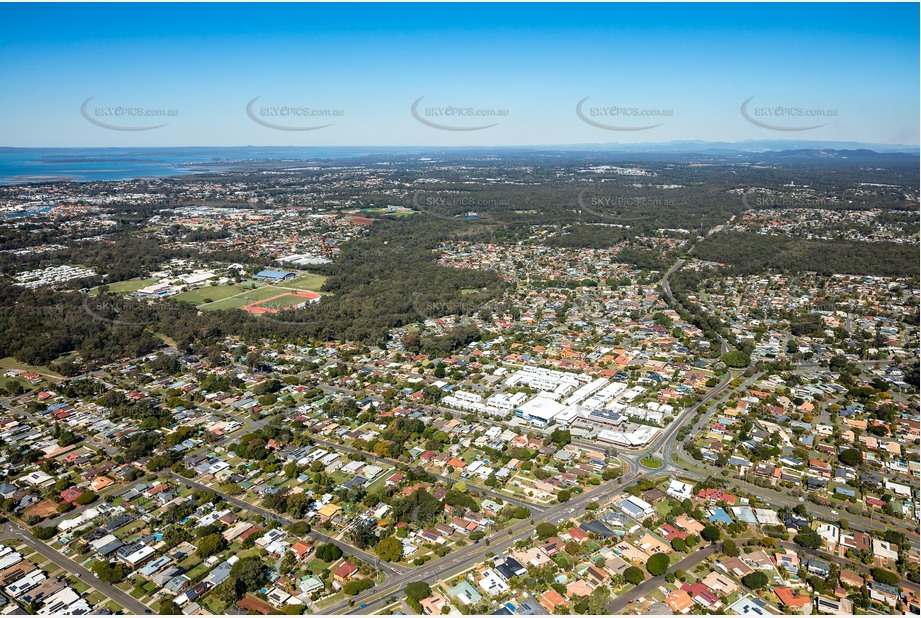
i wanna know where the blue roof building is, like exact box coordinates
[255,269,296,282]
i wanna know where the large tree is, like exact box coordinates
[646,553,670,576]
[375,537,403,562]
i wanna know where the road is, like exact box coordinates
[162,471,400,577]
[304,434,546,513]
[658,249,730,356]
[316,351,757,613]
[606,543,721,613]
[0,398,118,458]
[37,478,145,530]
[778,541,916,590]
[323,462,642,615]
[660,372,920,538]
[0,521,153,615]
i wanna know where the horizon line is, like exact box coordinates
[1,141,919,150]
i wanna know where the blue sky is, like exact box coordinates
[0,3,917,147]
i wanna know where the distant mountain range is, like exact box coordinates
[1,140,918,155]
[551,140,920,155]
[1,142,917,185]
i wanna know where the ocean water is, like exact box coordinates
[0,147,379,185]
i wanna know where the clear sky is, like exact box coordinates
[0,3,917,147]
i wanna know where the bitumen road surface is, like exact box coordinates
[325,464,642,615]
[606,543,721,613]
[163,471,399,577]
[1,522,153,615]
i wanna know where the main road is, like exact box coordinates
[606,543,721,613]
[319,350,765,614]
[1,521,153,615]
[304,434,547,514]
[658,374,921,538]
[324,460,642,615]
[162,472,402,577]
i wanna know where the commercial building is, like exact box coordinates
[255,269,296,282]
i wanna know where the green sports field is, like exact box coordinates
[197,285,294,311]
[284,273,327,292]
[172,284,247,305]
[98,277,158,294]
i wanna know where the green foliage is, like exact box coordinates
[375,537,402,562]
[624,566,645,585]
[405,581,431,602]
[536,522,558,539]
[741,571,768,590]
[392,488,443,525]
[343,579,374,595]
[158,600,182,615]
[871,568,900,586]
[793,531,823,550]
[721,350,751,368]
[316,543,343,562]
[230,555,269,593]
[196,533,227,559]
[32,526,56,540]
[91,560,129,584]
[287,521,311,535]
[693,231,919,278]
[838,448,862,467]
[701,525,722,543]
[549,429,571,447]
[646,553,670,576]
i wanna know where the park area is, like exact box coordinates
[173,272,327,311]
[244,290,321,314]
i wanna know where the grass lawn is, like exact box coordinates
[68,576,91,594]
[197,285,287,311]
[185,563,210,582]
[256,293,315,311]
[641,456,663,468]
[0,357,63,379]
[173,284,246,305]
[283,273,327,292]
[655,501,672,517]
[649,589,666,602]
[307,558,332,574]
[363,469,393,496]
[317,591,345,608]
[100,277,158,294]
[201,593,228,614]
[86,590,106,606]
[238,548,264,560]
[105,601,123,613]
[179,554,203,569]
[118,520,147,538]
